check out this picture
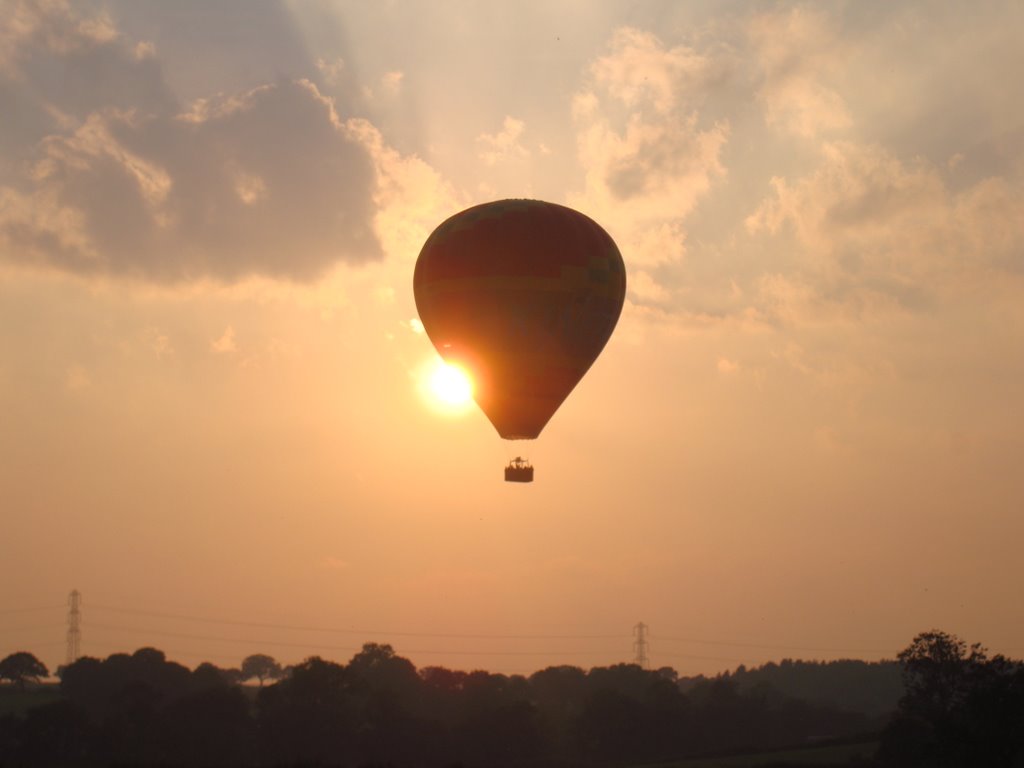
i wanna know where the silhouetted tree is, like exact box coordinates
[645,672,692,759]
[586,662,653,701]
[463,698,544,765]
[879,630,1024,768]
[11,699,96,767]
[240,653,282,687]
[257,656,356,765]
[60,648,191,720]
[163,685,256,766]
[530,665,588,758]
[655,665,679,682]
[0,652,48,689]
[0,641,952,767]
[346,643,441,764]
[192,661,240,690]
[577,687,649,762]
[899,631,985,719]
[420,665,468,726]
[707,657,903,718]
[347,642,419,703]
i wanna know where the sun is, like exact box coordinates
[422,359,474,411]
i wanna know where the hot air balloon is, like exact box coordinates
[413,199,626,482]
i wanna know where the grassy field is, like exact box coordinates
[644,739,879,768]
[0,684,62,717]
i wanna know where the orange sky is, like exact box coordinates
[2,0,1023,677]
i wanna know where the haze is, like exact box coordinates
[2,0,1023,678]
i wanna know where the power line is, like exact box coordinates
[87,603,627,641]
[0,625,66,633]
[84,599,1023,663]
[84,622,628,658]
[0,605,64,615]
[86,622,361,652]
[651,633,897,655]
[84,603,922,655]
[653,650,752,665]
[0,640,65,648]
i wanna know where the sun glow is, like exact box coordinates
[421,359,474,411]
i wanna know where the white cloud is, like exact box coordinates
[316,56,346,86]
[233,172,267,206]
[381,70,404,93]
[747,141,1024,315]
[348,118,461,264]
[717,357,740,374]
[571,27,729,271]
[142,326,173,359]
[476,116,529,166]
[628,269,669,303]
[749,7,851,138]
[588,27,715,114]
[211,326,236,354]
[133,40,155,60]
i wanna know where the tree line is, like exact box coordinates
[0,630,1021,767]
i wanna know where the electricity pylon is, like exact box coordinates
[66,590,81,665]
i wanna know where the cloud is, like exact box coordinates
[565,10,1023,341]
[316,56,346,87]
[571,27,729,274]
[749,7,851,138]
[0,1,384,283]
[746,141,1024,316]
[476,116,529,166]
[717,357,740,374]
[348,118,461,264]
[0,0,175,121]
[361,70,405,101]
[628,270,670,304]
[64,364,91,391]
[586,27,716,114]
[380,70,404,93]
[142,326,173,359]
[211,326,236,354]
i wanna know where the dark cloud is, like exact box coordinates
[0,1,381,283]
[98,0,318,101]
[2,0,176,118]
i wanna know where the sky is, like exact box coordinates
[2,0,1023,678]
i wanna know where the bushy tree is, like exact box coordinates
[0,652,48,689]
[240,654,282,687]
[257,656,354,765]
[879,630,1024,768]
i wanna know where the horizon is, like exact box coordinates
[0,594,995,680]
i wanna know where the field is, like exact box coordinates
[646,739,879,768]
[0,684,62,717]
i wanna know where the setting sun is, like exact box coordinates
[424,359,474,409]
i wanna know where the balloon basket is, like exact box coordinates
[504,457,534,483]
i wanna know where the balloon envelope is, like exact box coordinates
[414,199,625,439]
